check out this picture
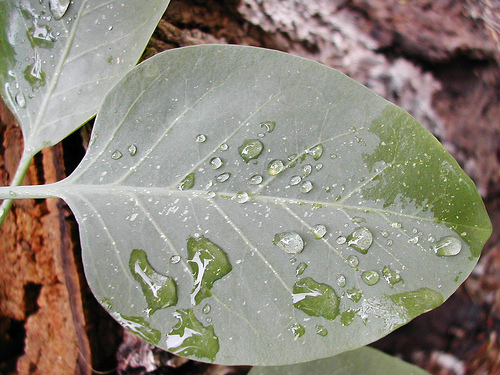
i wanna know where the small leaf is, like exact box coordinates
[1,45,491,365]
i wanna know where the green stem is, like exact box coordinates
[0,148,36,225]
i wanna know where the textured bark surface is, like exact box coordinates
[1,0,499,374]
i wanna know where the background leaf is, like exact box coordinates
[0,0,170,222]
[248,346,432,375]
[4,45,490,365]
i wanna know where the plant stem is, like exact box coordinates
[0,148,36,225]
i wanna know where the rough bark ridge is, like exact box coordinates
[1,0,499,374]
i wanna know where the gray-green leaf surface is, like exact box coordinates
[249,346,431,375]
[0,45,491,365]
[0,0,170,222]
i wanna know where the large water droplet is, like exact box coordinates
[215,172,231,183]
[289,175,302,186]
[129,249,178,316]
[336,274,346,288]
[15,92,26,108]
[165,309,219,361]
[187,236,232,305]
[302,164,312,177]
[382,265,402,285]
[300,181,313,193]
[202,304,211,314]
[347,255,359,268]
[346,287,363,302]
[209,157,223,170]
[112,313,161,345]
[238,139,264,163]
[336,236,347,245]
[311,224,327,239]
[235,192,250,204]
[111,150,123,160]
[292,277,340,320]
[291,323,305,339]
[341,309,357,326]
[49,0,70,19]
[432,236,462,257]
[170,255,181,264]
[267,159,285,175]
[361,270,380,286]
[273,232,304,254]
[347,227,373,254]
[248,174,263,185]
[307,144,323,160]
[295,262,308,276]
[128,144,137,156]
[178,173,195,191]
[260,121,276,133]
[196,134,207,143]
[315,325,328,337]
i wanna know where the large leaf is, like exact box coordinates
[0,0,170,222]
[249,346,431,375]
[0,45,491,365]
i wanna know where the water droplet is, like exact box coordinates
[260,121,276,133]
[432,236,462,257]
[307,144,323,160]
[165,309,219,361]
[111,150,123,160]
[295,262,308,276]
[351,216,366,224]
[49,0,70,20]
[408,236,419,244]
[336,274,346,288]
[129,249,178,316]
[170,255,181,264]
[315,163,323,171]
[207,191,216,199]
[219,143,229,151]
[187,236,232,305]
[347,255,359,268]
[347,227,373,254]
[258,132,265,138]
[315,325,328,337]
[108,25,113,31]
[9,190,17,197]
[209,157,223,170]
[112,312,161,345]
[302,164,312,177]
[428,235,435,243]
[235,192,250,204]
[196,134,207,143]
[311,224,327,239]
[238,139,264,163]
[382,266,402,285]
[267,159,285,175]
[178,173,195,191]
[346,287,363,302]
[391,222,402,229]
[291,323,305,339]
[128,144,137,156]
[293,277,340,320]
[300,181,313,193]
[287,154,299,168]
[248,174,263,185]
[336,236,347,245]
[330,153,338,159]
[215,172,231,183]
[389,288,443,321]
[361,270,380,286]
[202,304,211,314]
[273,231,304,254]
[380,230,389,238]
[15,92,26,108]
[341,309,357,326]
[289,175,302,186]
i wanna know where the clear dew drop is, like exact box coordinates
[361,270,380,286]
[196,134,207,143]
[428,235,436,243]
[311,224,327,239]
[235,192,250,204]
[291,323,305,339]
[219,143,229,151]
[273,231,304,254]
[307,144,324,160]
[202,304,211,314]
[336,236,347,245]
[347,255,359,268]
[15,92,26,108]
[260,121,276,133]
[315,325,328,337]
[432,236,462,257]
[128,144,137,156]
[289,175,302,186]
[49,0,70,20]
[178,173,195,191]
[248,174,263,185]
[209,157,223,170]
[267,159,285,175]
[302,164,312,177]
[216,172,231,183]
[169,255,181,264]
[391,222,402,229]
[238,139,264,163]
[408,236,419,244]
[336,274,347,288]
[300,181,313,193]
[111,150,123,160]
[347,227,373,254]
[330,153,338,159]
[315,163,323,171]
[295,262,308,276]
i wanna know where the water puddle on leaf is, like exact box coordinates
[273,232,304,254]
[129,249,178,316]
[165,309,219,361]
[238,139,264,163]
[346,287,363,303]
[187,235,232,305]
[388,288,444,321]
[112,312,161,345]
[341,309,357,326]
[292,277,340,320]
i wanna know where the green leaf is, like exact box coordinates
[0,0,170,223]
[0,45,491,365]
[248,346,432,375]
